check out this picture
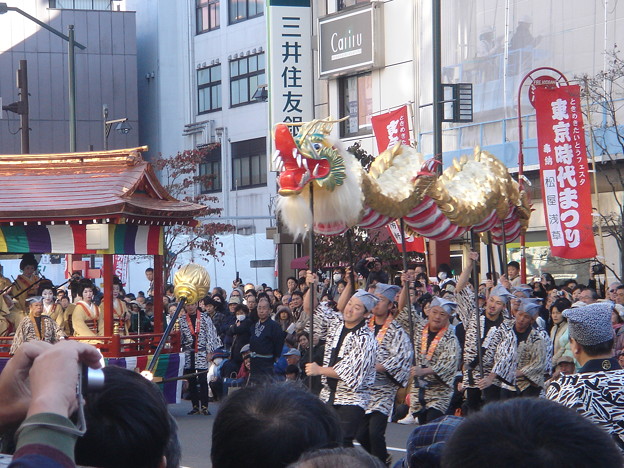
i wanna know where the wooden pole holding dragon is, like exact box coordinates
[486,232,497,283]
[307,182,315,391]
[399,219,416,357]
[470,229,485,377]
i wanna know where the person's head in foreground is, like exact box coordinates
[441,398,622,468]
[75,366,178,468]
[397,415,464,468]
[287,447,385,468]
[211,382,342,468]
[564,302,615,366]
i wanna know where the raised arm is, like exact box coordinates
[457,251,479,293]
[398,272,411,313]
[336,267,355,312]
[303,270,319,316]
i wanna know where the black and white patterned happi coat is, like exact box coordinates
[482,321,518,387]
[547,369,624,454]
[398,307,460,414]
[312,303,377,409]
[456,288,515,388]
[500,326,550,392]
[367,319,413,416]
[179,312,222,370]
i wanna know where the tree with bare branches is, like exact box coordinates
[578,48,624,282]
[154,145,234,282]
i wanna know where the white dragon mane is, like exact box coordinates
[276,139,364,239]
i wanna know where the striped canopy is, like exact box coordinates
[0,224,163,255]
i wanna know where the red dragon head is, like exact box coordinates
[273,122,345,195]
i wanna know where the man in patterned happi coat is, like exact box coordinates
[455,252,515,411]
[548,302,624,453]
[10,296,66,354]
[356,282,413,465]
[485,299,550,398]
[404,294,460,425]
[303,271,378,448]
[179,301,222,415]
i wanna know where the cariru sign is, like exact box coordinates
[318,4,384,79]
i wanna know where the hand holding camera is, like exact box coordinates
[0,341,103,427]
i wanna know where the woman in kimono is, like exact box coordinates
[11,253,40,317]
[39,282,65,330]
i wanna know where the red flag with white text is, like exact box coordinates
[371,106,410,153]
[534,84,596,259]
[386,221,425,253]
[112,255,129,285]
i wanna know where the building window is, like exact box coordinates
[228,0,263,25]
[337,0,369,10]
[49,0,113,9]
[340,73,372,137]
[230,53,265,107]
[198,64,222,114]
[197,0,220,33]
[231,137,267,189]
[199,145,222,193]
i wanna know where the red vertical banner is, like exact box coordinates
[533,84,596,259]
[371,106,410,153]
[386,221,425,253]
[112,255,129,285]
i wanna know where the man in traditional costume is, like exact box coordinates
[356,282,413,465]
[72,284,104,340]
[10,296,66,354]
[304,271,378,448]
[179,301,222,415]
[248,296,286,383]
[455,252,515,411]
[486,299,550,398]
[547,302,624,453]
[402,295,460,425]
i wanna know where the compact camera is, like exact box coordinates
[78,364,105,396]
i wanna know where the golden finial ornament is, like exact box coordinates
[144,263,210,378]
[173,263,210,304]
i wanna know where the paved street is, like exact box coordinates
[172,400,416,468]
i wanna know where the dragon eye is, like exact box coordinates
[312,143,322,151]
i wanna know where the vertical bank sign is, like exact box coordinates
[534,84,597,259]
[267,0,314,149]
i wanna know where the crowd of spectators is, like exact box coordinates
[3,256,624,468]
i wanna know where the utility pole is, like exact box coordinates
[432,0,442,168]
[17,60,29,154]
[0,3,85,152]
[68,25,77,152]
[429,0,450,274]
[1,59,29,153]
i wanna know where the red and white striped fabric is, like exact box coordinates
[312,198,523,244]
[358,207,392,229]
[314,221,348,236]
